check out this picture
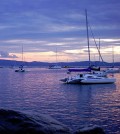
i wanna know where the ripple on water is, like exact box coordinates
[0,68,120,133]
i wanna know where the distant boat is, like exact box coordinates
[105,67,120,73]
[49,48,61,69]
[15,45,25,72]
[49,65,61,69]
[105,46,120,73]
[15,65,25,72]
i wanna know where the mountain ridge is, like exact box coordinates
[0,59,120,67]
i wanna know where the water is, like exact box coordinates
[0,68,120,133]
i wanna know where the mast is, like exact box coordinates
[85,9,91,66]
[56,47,57,65]
[99,38,100,63]
[22,45,23,62]
[112,45,114,67]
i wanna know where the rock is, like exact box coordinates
[0,109,106,134]
[0,109,71,134]
[74,125,105,134]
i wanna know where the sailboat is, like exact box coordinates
[105,46,120,73]
[60,73,116,84]
[49,48,61,69]
[15,45,25,72]
[60,10,116,84]
[49,65,61,69]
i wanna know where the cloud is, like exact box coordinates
[0,51,18,58]
[0,0,120,62]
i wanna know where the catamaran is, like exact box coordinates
[60,10,116,84]
[60,73,116,84]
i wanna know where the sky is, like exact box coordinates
[0,0,120,63]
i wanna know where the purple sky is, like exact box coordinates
[0,0,120,62]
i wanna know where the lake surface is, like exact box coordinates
[0,68,120,133]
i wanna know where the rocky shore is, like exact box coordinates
[0,109,105,134]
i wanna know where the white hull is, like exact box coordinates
[81,78,116,84]
[60,73,116,84]
[105,68,120,73]
[49,65,61,69]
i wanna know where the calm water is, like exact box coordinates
[0,68,120,133]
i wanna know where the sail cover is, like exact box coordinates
[68,68,91,72]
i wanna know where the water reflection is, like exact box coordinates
[0,68,119,133]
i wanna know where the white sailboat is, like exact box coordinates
[60,10,116,84]
[49,65,61,69]
[49,48,61,69]
[15,45,25,72]
[60,73,116,84]
[105,46,120,73]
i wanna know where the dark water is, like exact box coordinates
[0,68,120,133]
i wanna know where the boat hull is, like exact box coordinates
[81,78,116,84]
[66,79,82,84]
[15,69,25,72]
[106,68,120,73]
[60,74,116,84]
[49,65,61,69]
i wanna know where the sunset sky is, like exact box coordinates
[0,0,120,63]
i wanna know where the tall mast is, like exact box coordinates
[85,9,91,66]
[22,45,23,62]
[99,38,100,62]
[56,47,57,65]
[112,45,114,67]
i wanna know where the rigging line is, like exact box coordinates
[88,24,105,65]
